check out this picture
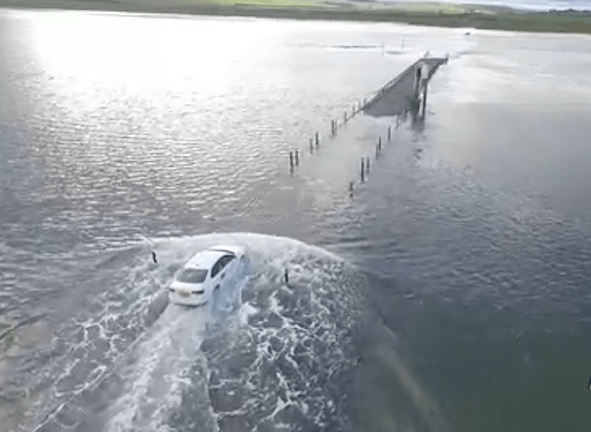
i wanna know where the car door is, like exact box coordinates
[212,255,232,308]
[223,256,241,307]
[210,256,226,294]
[224,255,238,285]
[218,255,235,291]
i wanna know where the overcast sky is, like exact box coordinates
[386,0,591,11]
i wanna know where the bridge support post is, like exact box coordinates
[414,65,422,98]
[421,81,428,119]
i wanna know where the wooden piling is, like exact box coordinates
[289,151,294,170]
[315,132,319,147]
[295,149,299,166]
[421,82,428,118]
[361,158,365,182]
[309,138,314,154]
[387,127,391,141]
[349,181,354,197]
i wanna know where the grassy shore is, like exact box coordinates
[1,0,591,34]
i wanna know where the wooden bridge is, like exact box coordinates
[362,54,449,118]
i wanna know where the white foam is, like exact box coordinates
[21,230,449,432]
[105,306,208,432]
[87,232,363,431]
[240,303,259,326]
[151,232,342,267]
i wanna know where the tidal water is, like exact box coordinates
[1,9,591,432]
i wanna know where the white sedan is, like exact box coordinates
[168,245,249,307]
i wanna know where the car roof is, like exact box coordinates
[183,245,244,270]
[184,249,227,270]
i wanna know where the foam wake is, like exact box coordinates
[28,232,449,432]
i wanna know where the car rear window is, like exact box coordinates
[176,268,208,283]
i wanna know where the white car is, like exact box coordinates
[168,245,248,307]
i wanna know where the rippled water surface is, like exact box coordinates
[2,9,591,432]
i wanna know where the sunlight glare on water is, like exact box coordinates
[26,13,271,91]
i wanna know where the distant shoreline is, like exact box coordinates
[1,0,591,34]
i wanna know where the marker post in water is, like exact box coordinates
[360,158,365,182]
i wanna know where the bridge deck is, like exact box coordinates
[363,56,448,118]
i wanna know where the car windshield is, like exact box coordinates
[176,268,208,283]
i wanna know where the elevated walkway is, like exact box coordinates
[363,55,448,118]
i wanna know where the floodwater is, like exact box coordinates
[1,9,591,432]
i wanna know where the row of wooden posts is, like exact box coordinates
[288,98,370,172]
[288,102,404,198]
[351,115,402,196]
